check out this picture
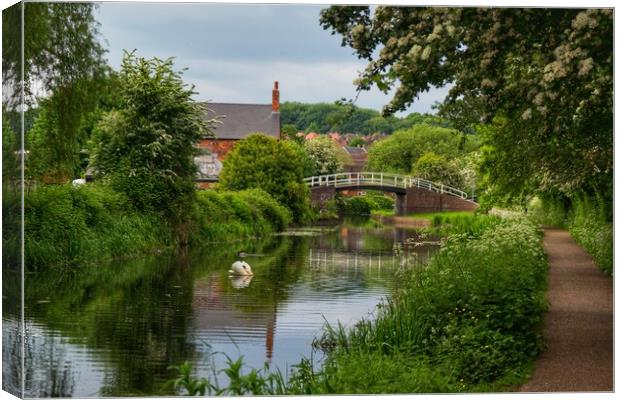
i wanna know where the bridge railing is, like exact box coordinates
[303,172,469,200]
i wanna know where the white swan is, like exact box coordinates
[229,260,253,276]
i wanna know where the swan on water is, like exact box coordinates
[229,260,253,276]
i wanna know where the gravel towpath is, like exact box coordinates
[519,228,613,392]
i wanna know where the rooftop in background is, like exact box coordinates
[344,146,368,155]
[201,102,280,140]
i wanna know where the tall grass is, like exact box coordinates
[426,213,505,238]
[528,193,612,274]
[568,194,613,274]
[5,184,291,270]
[8,184,174,270]
[191,188,291,244]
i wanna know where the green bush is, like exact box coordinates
[412,151,464,188]
[13,183,292,269]
[365,192,394,210]
[21,184,174,269]
[192,189,291,243]
[338,193,395,215]
[337,196,374,215]
[219,134,312,224]
[428,213,504,237]
[527,193,612,274]
[291,216,547,393]
[568,194,613,274]
[89,52,210,224]
[316,199,339,220]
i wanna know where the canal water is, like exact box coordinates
[3,219,438,397]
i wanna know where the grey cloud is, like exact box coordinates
[97,3,353,65]
[94,2,442,114]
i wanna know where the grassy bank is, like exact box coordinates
[191,188,291,244]
[3,184,174,270]
[568,196,613,274]
[169,214,548,395]
[528,193,612,274]
[289,216,547,393]
[4,184,291,269]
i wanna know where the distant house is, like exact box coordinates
[342,146,368,173]
[195,81,281,183]
[304,132,320,141]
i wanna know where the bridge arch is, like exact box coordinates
[304,172,478,216]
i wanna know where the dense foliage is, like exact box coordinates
[412,152,464,189]
[2,117,18,184]
[367,125,479,191]
[3,2,107,104]
[337,193,394,216]
[3,2,111,180]
[89,52,211,230]
[1,184,173,270]
[192,189,292,243]
[4,184,291,270]
[281,101,450,135]
[320,7,612,202]
[219,134,311,224]
[303,136,350,175]
[528,193,612,274]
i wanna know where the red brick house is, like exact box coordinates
[195,82,281,183]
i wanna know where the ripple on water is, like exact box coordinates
[6,224,435,397]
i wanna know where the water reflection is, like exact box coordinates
[3,220,438,397]
[230,275,253,289]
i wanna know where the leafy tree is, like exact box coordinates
[23,73,121,182]
[281,123,299,141]
[363,115,396,134]
[304,136,350,175]
[395,112,453,131]
[3,2,111,181]
[287,141,316,177]
[337,106,378,134]
[24,105,55,181]
[219,134,311,223]
[305,121,321,134]
[3,2,106,104]
[412,152,464,189]
[348,136,366,148]
[280,101,453,135]
[367,125,473,173]
[2,116,19,184]
[320,7,612,198]
[89,52,211,227]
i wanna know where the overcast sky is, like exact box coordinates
[95,3,448,115]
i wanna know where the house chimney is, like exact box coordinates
[272,81,280,112]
